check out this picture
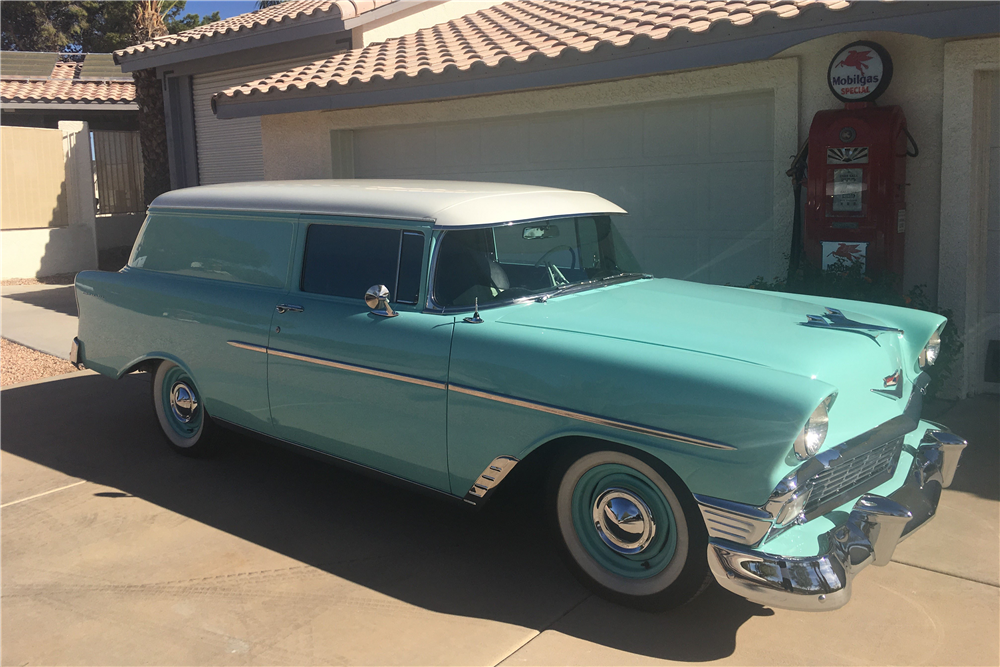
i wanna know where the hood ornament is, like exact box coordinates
[800,307,903,344]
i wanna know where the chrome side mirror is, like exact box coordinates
[365,284,397,318]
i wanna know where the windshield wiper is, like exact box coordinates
[537,272,651,301]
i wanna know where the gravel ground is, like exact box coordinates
[1,338,78,387]
[1,273,77,287]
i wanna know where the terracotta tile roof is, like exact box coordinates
[215,0,851,104]
[1,59,135,105]
[115,0,394,60]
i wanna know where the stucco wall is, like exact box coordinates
[777,31,946,298]
[1,225,98,278]
[0,121,98,279]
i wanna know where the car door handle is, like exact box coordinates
[276,304,304,314]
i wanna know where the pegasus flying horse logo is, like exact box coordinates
[836,49,874,75]
[800,308,904,344]
[827,243,866,264]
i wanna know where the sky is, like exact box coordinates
[182,1,261,21]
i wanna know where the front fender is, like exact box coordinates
[447,320,836,505]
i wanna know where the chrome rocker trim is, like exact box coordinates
[450,385,736,451]
[694,495,773,546]
[707,431,967,611]
[463,456,519,506]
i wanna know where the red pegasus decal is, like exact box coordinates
[827,243,865,262]
[836,50,874,75]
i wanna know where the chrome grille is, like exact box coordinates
[803,437,903,517]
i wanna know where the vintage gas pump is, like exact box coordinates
[802,41,917,277]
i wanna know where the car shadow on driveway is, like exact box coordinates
[1,372,772,662]
[3,286,78,317]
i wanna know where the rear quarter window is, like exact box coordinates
[130,213,293,288]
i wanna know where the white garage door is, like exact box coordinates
[192,57,324,185]
[353,92,775,285]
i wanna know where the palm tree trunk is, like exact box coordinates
[132,1,171,205]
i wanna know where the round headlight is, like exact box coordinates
[794,400,830,460]
[919,330,942,368]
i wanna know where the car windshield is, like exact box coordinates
[433,215,644,309]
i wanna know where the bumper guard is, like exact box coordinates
[69,337,82,369]
[707,430,967,611]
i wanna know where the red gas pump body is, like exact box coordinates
[804,104,907,276]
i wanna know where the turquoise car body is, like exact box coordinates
[73,180,964,611]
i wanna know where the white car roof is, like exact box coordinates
[149,179,627,228]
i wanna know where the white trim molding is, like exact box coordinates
[937,37,1000,397]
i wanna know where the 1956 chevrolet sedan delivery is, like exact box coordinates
[72,180,967,612]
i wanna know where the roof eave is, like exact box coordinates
[1,101,139,110]
[114,1,404,72]
[213,1,1000,120]
[115,15,353,71]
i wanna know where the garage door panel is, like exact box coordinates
[529,116,584,165]
[710,93,773,157]
[643,166,702,224]
[707,235,772,285]
[480,121,530,166]
[642,101,702,159]
[708,163,772,232]
[435,124,481,167]
[353,91,775,285]
[639,234,703,280]
[584,109,641,160]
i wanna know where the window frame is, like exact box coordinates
[425,214,641,313]
[295,216,428,307]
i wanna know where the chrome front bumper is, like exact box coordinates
[707,430,967,611]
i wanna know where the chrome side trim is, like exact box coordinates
[694,494,773,546]
[449,384,736,451]
[229,341,732,450]
[464,455,519,506]
[227,340,268,354]
[267,347,447,391]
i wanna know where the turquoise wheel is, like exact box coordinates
[551,447,710,610]
[152,360,213,456]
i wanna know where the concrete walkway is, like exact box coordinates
[1,372,997,665]
[1,283,78,359]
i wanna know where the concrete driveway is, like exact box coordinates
[1,283,79,359]
[2,372,997,666]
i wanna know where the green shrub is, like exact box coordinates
[742,258,962,398]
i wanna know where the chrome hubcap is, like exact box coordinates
[169,381,198,423]
[592,488,656,554]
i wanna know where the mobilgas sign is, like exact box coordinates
[827,41,893,104]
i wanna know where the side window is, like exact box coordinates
[129,213,293,288]
[301,225,425,304]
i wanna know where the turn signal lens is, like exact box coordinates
[794,400,831,460]
[919,329,942,368]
